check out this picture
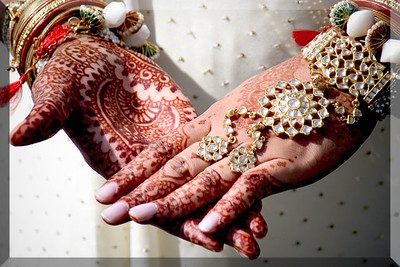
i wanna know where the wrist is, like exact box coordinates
[8,0,106,73]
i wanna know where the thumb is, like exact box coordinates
[10,62,73,146]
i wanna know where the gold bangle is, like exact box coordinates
[24,6,81,86]
[372,0,400,12]
[373,9,400,37]
[355,0,400,37]
[12,0,67,68]
[11,0,51,49]
[11,0,105,72]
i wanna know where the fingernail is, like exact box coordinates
[95,182,118,203]
[198,212,221,233]
[129,203,158,222]
[101,201,129,224]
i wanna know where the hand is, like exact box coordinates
[10,34,267,257]
[96,120,268,258]
[10,34,196,177]
[114,55,375,236]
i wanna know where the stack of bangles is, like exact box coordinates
[195,0,400,174]
[1,0,159,99]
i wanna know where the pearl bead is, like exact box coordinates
[123,24,151,47]
[380,39,400,64]
[103,2,127,28]
[346,10,375,38]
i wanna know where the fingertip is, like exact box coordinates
[10,122,30,146]
[249,245,261,260]
[198,212,221,233]
[101,201,130,225]
[129,202,158,223]
[253,228,268,239]
[95,182,118,204]
[226,226,260,260]
[249,216,268,239]
[9,105,64,146]
[9,133,20,146]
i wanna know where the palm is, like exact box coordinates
[10,35,196,177]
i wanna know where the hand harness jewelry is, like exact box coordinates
[196,0,400,173]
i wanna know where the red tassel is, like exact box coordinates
[0,73,27,107]
[0,24,70,109]
[292,30,320,46]
[35,24,70,59]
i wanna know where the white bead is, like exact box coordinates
[381,39,400,64]
[123,24,150,47]
[103,2,127,28]
[346,10,375,38]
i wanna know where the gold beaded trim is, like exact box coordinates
[12,0,68,68]
[372,0,400,12]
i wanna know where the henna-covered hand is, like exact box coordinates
[10,34,196,177]
[105,55,376,255]
[10,34,267,257]
[96,118,268,258]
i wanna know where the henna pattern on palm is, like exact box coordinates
[10,35,267,257]
[11,35,195,177]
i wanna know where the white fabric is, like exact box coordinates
[9,0,397,261]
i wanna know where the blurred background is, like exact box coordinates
[8,0,397,262]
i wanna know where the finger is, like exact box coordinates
[104,172,268,230]
[160,206,264,256]
[100,141,211,224]
[182,209,265,257]
[246,210,268,239]
[158,201,257,255]
[128,157,240,224]
[179,218,223,252]
[245,201,268,239]
[95,117,212,204]
[199,160,286,233]
[225,226,260,260]
[10,60,72,146]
